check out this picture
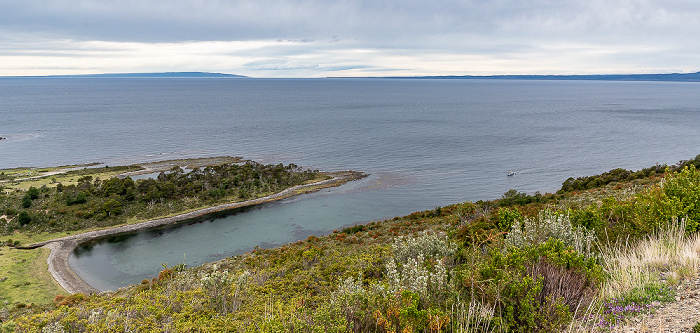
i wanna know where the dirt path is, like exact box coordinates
[616,273,700,333]
[23,171,366,295]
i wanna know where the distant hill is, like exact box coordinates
[339,71,700,82]
[5,72,247,78]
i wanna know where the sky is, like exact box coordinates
[1,0,700,78]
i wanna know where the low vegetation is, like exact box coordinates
[0,161,326,236]
[2,155,700,332]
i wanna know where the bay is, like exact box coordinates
[1,78,699,290]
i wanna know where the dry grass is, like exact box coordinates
[448,298,498,333]
[600,220,700,300]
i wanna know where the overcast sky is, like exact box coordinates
[1,0,699,77]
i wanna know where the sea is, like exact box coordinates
[1,77,699,290]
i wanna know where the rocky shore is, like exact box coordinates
[22,171,366,295]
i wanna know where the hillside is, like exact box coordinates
[2,155,700,332]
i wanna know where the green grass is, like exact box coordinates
[0,246,64,306]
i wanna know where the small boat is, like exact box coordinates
[507,171,515,176]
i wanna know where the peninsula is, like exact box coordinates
[0,157,365,298]
[24,170,364,294]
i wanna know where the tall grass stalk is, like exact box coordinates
[449,298,498,333]
[600,219,700,300]
[563,298,603,333]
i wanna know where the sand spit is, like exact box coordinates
[21,171,366,295]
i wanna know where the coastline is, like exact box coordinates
[22,171,366,294]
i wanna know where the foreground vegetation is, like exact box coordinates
[2,155,700,332]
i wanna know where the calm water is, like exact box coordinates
[1,78,699,290]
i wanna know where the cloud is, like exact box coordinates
[1,0,700,76]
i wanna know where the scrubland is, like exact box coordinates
[2,156,700,332]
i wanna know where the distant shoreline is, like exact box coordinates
[3,70,700,82]
[0,71,247,79]
[327,71,700,82]
[21,171,366,295]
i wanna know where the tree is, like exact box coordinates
[75,191,87,204]
[21,194,32,208]
[18,211,31,225]
[101,199,122,217]
[26,186,40,200]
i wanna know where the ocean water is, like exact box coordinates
[2,78,699,290]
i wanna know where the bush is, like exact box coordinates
[21,194,32,208]
[75,191,87,204]
[475,239,603,332]
[505,209,596,258]
[391,231,456,264]
[26,186,40,200]
[632,166,700,234]
[494,207,523,232]
[17,211,31,225]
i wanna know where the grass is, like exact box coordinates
[600,220,700,301]
[1,167,142,192]
[1,231,77,247]
[0,246,64,306]
[559,219,700,330]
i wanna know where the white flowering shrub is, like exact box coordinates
[384,231,455,306]
[334,275,365,299]
[391,232,457,264]
[331,231,456,313]
[199,268,250,314]
[41,322,66,333]
[505,209,596,257]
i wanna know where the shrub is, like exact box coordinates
[475,239,603,332]
[659,166,700,233]
[632,166,700,234]
[494,207,523,232]
[391,231,457,264]
[26,186,40,200]
[57,293,86,307]
[21,194,32,208]
[570,206,602,231]
[505,209,596,258]
[75,191,87,204]
[17,211,31,225]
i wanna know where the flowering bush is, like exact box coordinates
[505,209,596,258]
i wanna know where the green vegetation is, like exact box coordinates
[0,161,326,235]
[3,156,700,332]
[0,246,64,307]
